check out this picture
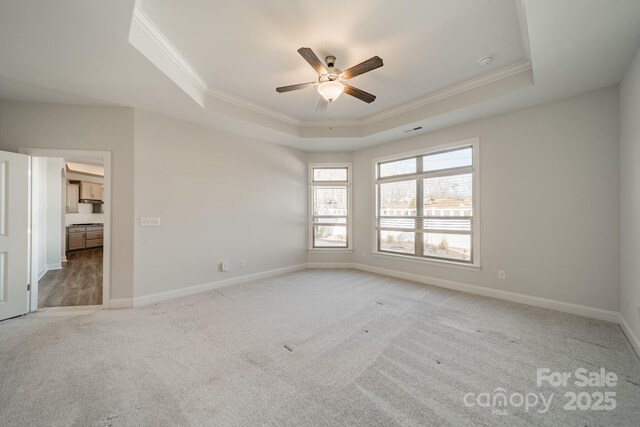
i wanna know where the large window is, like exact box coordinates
[309,164,352,250]
[375,141,478,265]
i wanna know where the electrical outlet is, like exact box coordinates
[220,261,231,272]
[140,217,161,226]
[498,270,506,280]
[240,259,246,268]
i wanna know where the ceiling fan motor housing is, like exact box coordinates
[322,55,342,81]
[325,55,336,67]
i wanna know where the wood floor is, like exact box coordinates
[37,249,103,308]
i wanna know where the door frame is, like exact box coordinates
[19,148,112,311]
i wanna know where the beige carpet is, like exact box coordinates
[1,269,639,426]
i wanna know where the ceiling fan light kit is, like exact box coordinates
[276,47,383,108]
[317,81,344,102]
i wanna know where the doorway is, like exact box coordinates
[32,157,105,308]
[20,148,112,313]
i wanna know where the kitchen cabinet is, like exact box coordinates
[66,225,103,251]
[85,225,103,248]
[66,184,79,213]
[67,230,85,251]
[80,182,103,200]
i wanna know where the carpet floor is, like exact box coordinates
[1,269,639,426]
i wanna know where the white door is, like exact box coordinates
[0,151,29,321]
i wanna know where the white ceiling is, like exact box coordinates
[0,0,639,151]
[141,0,527,122]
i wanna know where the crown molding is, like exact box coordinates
[132,8,208,92]
[205,87,301,125]
[132,7,301,125]
[295,60,532,129]
[131,7,533,134]
[360,59,532,126]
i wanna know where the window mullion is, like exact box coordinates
[415,156,424,257]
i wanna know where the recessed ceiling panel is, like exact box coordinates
[142,0,527,121]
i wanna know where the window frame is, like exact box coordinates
[372,138,480,268]
[308,162,353,251]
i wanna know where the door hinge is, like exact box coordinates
[27,284,30,291]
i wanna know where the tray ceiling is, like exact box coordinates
[1,1,640,150]
[139,0,529,122]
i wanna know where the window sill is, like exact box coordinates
[371,251,481,271]
[308,248,354,253]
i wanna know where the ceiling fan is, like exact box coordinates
[276,47,383,111]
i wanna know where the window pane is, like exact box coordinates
[314,225,347,247]
[313,187,347,216]
[313,168,347,181]
[424,233,471,261]
[379,217,416,230]
[379,158,416,178]
[379,230,415,254]
[423,173,472,217]
[314,217,347,224]
[424,218,471,232]
[379,180,417,216]
[423,147,472,172]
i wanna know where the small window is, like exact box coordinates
[423,147,472,172]
[375,141,479,265]
[313,167,348,182]
[379,158,416,178]
[309,164,352,250]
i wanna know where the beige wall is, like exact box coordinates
[0,101,135,300]
[311,87,619,312]
[133,110,307,298]
[0,86,624,315]
[620,45,640,340]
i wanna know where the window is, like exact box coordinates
[309,164,352,250]
[375,141,479,265]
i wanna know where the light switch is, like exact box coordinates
[140,217,161,226]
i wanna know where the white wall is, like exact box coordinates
[45,157,64,268]
[31,157,47,280]
[345,87,619,312]
[620,44,640,343]
[65,203,104,226]
[0,101,135,301]
[133,110,307,298]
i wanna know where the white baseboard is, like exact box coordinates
[108,298,133,309]
[306,262,620,323]
[31,305,102,318]
[619,314,640,359]
[355,263,620,322]
[46,263,62,270]
[306,262,355,269]
[132,264,308,308]
[37,269,47,281]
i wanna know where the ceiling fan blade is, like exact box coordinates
[276,82,316,93]
[297,47,327,75]
[341,56,383,80]
[316,97,328,113]
[343,84,376,103]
